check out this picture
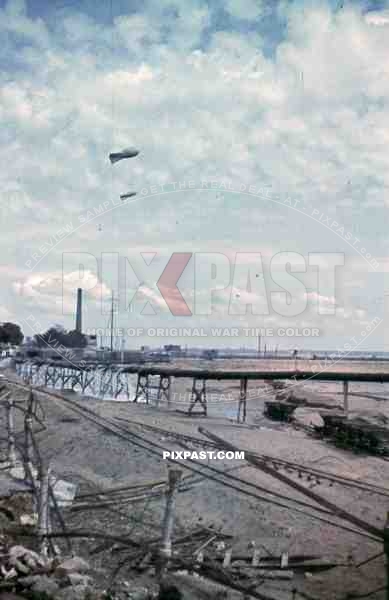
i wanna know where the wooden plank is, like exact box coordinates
[252,549,260,566]
[223,549,232,568]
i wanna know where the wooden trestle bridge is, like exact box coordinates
[14,358,389,422]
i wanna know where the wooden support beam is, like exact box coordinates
[343,380,349,419]
[24,414,34,482]
[188,378,207,416]
[157,375,171,408]
[135,373,149,403]
[238,378,248,423]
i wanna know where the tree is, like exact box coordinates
[34,326,86,348]
[34,327,61,348]
[0,327,7,344]
[0,322,23,345]
[67,329,87,348]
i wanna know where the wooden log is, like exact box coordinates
[256,570,293,580]
[343,380,349,419]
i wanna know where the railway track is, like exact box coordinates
[2,376,384,542]
[115,416,389,498]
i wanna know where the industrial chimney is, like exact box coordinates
[75,288,82,333]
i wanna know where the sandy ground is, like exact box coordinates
[1,365,389,599]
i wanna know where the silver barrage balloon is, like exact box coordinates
[109,147,140,164]
[120,191,137,200]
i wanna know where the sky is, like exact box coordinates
[1,0,389,351]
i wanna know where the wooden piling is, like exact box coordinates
[5,394,16,466]
[238,378,248,423]
[38,462,50,558]
[343,380,349,419]
[24,413,34,482]
[157,468,183,578]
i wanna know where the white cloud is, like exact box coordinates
[13,270,111,316]
[0,0,388,345]
[365,10,389,26]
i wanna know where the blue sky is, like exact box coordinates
[0,0,388,350]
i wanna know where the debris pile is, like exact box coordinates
[317,414,389,455]
[264,401,296,422]
[0,545,102,599]
[292,408,324,429]
[0,536,158,600]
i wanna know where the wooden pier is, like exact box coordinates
[13,358,389,422]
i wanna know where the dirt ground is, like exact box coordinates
[1,365,389,600]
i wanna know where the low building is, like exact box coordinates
[164,344,181,353]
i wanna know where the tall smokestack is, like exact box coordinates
[75,288,82,333]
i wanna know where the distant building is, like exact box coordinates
[164,344,181,353]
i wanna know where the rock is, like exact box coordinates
[0,593,27,599]
[293,408,324,429]
[9,545,45,570]
[68,573,93,587]
[127,588,150,600]
[56,556,90,575]
[10,464,38,480]
[54,584,92,600]
[9,545,39,561]
[20,513,38,526]
[28,574,60,596]
[18,575,34,586]
[1,565,17,579]
[7,545,47,576]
